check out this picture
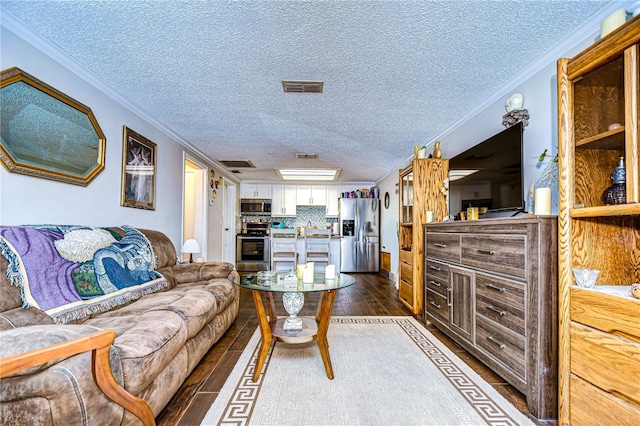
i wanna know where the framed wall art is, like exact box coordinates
[121,126,156,210]
[0,67,106,186]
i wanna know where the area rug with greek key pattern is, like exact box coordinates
[201,316,535,425]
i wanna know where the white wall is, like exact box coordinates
[0,26,238,257]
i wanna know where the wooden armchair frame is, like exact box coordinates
[0,329,155,426]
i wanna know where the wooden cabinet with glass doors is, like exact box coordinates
[398,158,448,314]
[557,17,640,425]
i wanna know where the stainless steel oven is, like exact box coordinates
[236,235,270,272]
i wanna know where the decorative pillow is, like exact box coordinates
[54,229,116,263]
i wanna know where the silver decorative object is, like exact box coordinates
[282,292,304,331]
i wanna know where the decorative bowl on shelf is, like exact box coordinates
[572,268,599,288]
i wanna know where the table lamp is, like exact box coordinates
[181,239,201,263]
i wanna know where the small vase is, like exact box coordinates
[602,157,626,205]
[432,141,442,159]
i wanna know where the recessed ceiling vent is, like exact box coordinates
[295,152,318,159]
[219,160,255,168]
[282,80,324,93]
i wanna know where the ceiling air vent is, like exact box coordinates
[219,160,255,168]
[282,80,323,93]
[295,152,318,159]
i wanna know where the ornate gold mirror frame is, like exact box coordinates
[0,67,106,186]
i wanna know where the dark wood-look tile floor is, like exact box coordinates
[156,273,555,426]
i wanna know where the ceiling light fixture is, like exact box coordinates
[275,168,341,181]
[448,169,479,182]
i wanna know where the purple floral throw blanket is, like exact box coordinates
[0,225,169,323]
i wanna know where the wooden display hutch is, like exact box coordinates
[557,17,640,425]
[398,158,448,314]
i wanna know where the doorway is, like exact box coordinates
[183,156,207,262]
[222,178,237,264]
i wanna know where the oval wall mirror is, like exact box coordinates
[384,192,390,209]
[0,67,105,186]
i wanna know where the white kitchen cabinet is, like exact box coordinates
[272,185,297,216]
[240,184,272,199]
[325,186,340,217]
[296,185,327,206]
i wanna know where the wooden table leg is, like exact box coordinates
[251,290,273,382]
[315,290,337,379]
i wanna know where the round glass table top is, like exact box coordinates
[238,272,355,293]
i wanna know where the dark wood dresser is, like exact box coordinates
[424,217,558,419]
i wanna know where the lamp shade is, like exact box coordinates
[181,239,200,254]
[181,239,201,263]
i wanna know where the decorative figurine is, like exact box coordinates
[502,93,529,128]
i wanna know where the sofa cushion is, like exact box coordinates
[84,309,187,395]
[174,277,236,316]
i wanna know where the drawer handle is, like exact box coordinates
[429,280,442,287]
[485,283,506,293]
[429,266,441,272]
[429,301,441,309]
[487,335,506,350]
[478,249,496,255]
[434,243,447,248]
[446,288,452,307]
[487,305,506,316]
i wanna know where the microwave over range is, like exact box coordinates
[240,198,271,216]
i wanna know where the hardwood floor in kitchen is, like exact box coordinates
[156,273,554,426]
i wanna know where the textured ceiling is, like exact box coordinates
[1,1,621,182]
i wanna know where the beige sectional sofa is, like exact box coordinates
[0,226,239,425]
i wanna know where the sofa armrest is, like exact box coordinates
[0,328,155,426]
[163,261,236,284]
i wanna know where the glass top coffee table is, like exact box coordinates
[237,272,355,381]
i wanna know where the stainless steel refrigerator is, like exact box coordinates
[340,198,380,272]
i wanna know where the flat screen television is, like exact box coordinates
[448,121,524,218]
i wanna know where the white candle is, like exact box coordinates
[296,264,305,279]
[303,262,315,283]
[325,264,336,279]
[534,187,552,215]
[425,211,434,223]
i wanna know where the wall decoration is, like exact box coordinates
[121,126,156,210]
[0,67,106,186]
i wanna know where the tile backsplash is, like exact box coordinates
[243,206,337,230]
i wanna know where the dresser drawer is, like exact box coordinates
[426,289,448,325]
[425,233,461,263]
[425,259,449,281]
[399,280,413,305]
[571,287,640,343]
[461,235,526,279]
[400,262,413,286]
[570,374,640,425]
[476,273,525,335]
[399,249,412,265]
[476,315,525,379]
[570,321,640,407]
[425,274,448,297]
